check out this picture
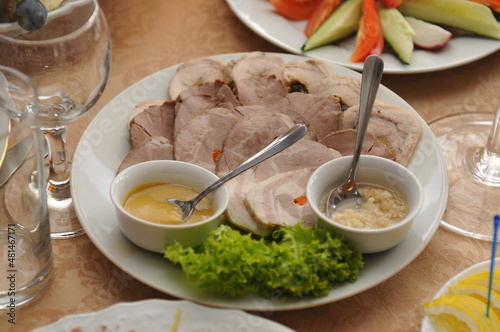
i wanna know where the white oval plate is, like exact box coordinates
[226,0,500,74]
[33,299,295,332]
[71,52,448,311]
[421,258,500,331]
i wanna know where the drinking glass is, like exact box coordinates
[0,0,111,238]
[429,94,500,241]
[0,65,53,310]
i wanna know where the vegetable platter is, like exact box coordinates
[226,0,500,73]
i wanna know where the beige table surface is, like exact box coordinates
[3,0,500,331]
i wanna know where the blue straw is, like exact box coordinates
[487,215,500,317]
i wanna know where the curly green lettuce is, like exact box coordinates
[163,223,363,298]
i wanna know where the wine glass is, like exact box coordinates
[429,94,500,241]
[0,0,111,238]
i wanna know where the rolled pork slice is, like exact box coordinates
[307,75,361,108]
[174,108,240,172]
[233,75,288,106]
[226,51,286,82]
[235,104,317,141]
[117,136,173,173]
[277,92,342,141]
[169,57,226,100]
[174,81,239,137]
[320,129,395,161]
[129,100,176,148]
[222,139,341,236]
[245,167,317,228]
[342,101,423,166]
[282,59,338,92]
[127,99,167,128]
[216,112,296,177]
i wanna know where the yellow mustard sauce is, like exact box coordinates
[123,182,214,225]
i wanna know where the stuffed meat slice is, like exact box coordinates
[174,108,240,172]
[342,101,422,166]
[245,167,317,229]
[129,100,176,148]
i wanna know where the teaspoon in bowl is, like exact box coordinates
[325,55,384,218]
[168,123,307,222]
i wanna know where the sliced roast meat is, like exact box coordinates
[320,129,395,160]
[216,112,296,176]
[282,59,338,92]
[128,99,167,128]
[226,51,286,82]
[224,173,272,236]
[342,101,422,166]
[169,57,226,100]
[278,92,342,141]
[222,139,341,235]
[129,100,176,148]
[174,108,240,172]
[117,136,173,173]
[245,167,317,228]
[235,104,317,141]
[177,80,225,101]
[174,81,239,136]
[308,75,361,108]
[233,76,288,106]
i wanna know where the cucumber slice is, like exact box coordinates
[302,0,362,52]
[379,7,415,64]
[400,0,500,40]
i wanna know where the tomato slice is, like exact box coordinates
[349,0,382,62]
[379,0,404,8]
[304,0,342,37]
[270,0,322,20]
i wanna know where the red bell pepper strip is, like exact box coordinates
[379,0,404,8]
[304,0,342,37]
[467,0,500,12]
[349,0,382,62]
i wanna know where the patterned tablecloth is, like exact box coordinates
[2,0,500,331]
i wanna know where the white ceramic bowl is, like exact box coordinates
[307,155,423,254]
[110,160,229,253]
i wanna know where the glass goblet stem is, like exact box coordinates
[42,124,83,239]
[468,98,500,186]
[43,125,70,188]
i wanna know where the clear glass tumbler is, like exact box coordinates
[0,66,53,312]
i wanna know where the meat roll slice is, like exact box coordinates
[320,129,395,161]
[235,104,317,141]
[117,136,173,173]
[342,101,422,166]
[127,99,167,128]
[226,51,286,82]
[278,92,342,141]
[174,81,239,136]
[129,100,176,148]
[245,167,317,228]
[216,112,296,177]
[169,57,226,100]
[233,76,288,106]
[308,75,361,108]
[282,59,338,92]
[174,108,240,172]
[222,139,341,236]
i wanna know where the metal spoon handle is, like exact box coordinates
[346,55,384,185]
[190,123,307,207]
